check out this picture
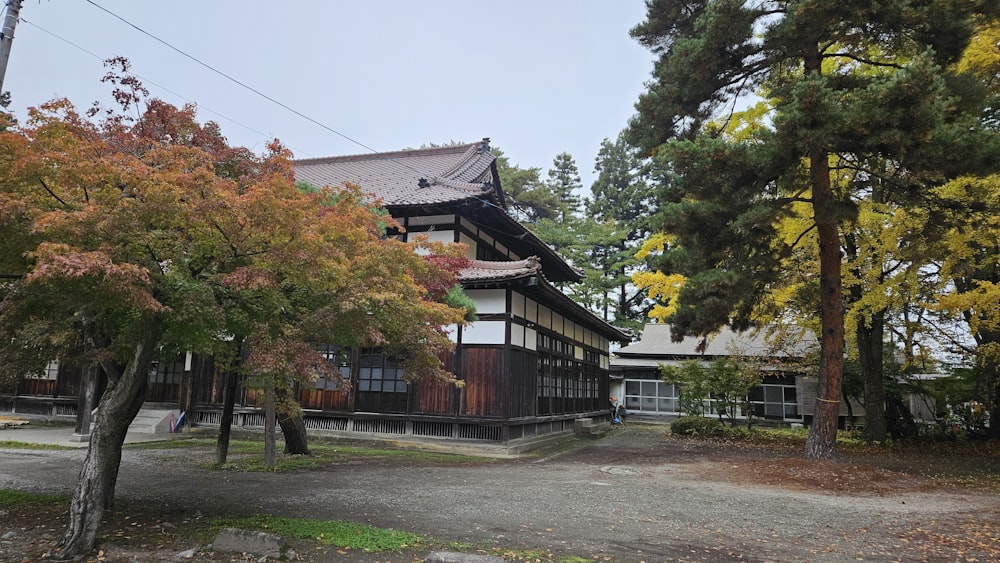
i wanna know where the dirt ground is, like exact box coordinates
[2,424,999,562]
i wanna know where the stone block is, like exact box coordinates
[212,528,285,559]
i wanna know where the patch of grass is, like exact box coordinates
[0,489,68,506]
[125,438,259,452]
[206,454,325,472]
[0,440,76,450]
[213,516,430,553]
[194,441,491,472]
[209,516,601,562]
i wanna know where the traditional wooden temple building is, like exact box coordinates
[1,139,630,447]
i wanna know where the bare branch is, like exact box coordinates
[38,178,71,208]
[826,51,905,70]
[791,223,818,250]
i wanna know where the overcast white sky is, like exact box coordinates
[4,0,654,190]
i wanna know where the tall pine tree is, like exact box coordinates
[585,132,653,333]
[628,0,999,458]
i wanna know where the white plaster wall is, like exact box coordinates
[468,289,506,314]
[407,214,455,226]
[462,320,507,345]
[422,230,456,245]
[511,324,524,348]
[512,292,525,318]
[459,232,476,260]
[525,297,537,323]
[538,305,551,329]
[524,326,537,351]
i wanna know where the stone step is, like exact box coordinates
[127,408,181,435]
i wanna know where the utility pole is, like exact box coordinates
[0,0,23,96]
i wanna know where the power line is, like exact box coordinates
[83,0,432,177]
[25,1,469,186]
[18,16,313,157]
[84,1,385,155]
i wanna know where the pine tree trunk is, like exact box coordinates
[858,313,887,441]
[54,324,160,560]
[805,209,845,460]
[803,42,845,460]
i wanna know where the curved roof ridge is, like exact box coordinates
[466,256,541,272]
[437,138,493,182]
[295,142,479,166]
[430,176,492,193]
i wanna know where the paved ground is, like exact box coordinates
[0,422,177,447]
[1,422,999,562]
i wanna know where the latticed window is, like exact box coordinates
[315,344,351,390]
[42,360,60,380]
[358,350,407,393]
[149,356,183,385]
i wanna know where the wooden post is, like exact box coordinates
[178,352,194,430]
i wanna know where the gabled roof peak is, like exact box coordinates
[294,140,499,208]
[295,141,483,167]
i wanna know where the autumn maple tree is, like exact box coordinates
[0,61,468,558]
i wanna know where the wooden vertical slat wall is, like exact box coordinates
[462,347,500,417]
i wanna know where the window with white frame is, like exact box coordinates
[624,379,680,414]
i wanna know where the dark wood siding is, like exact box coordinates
[18,378,55,396]
[461,346,501,417]
[506,347,538,418]
[16,362,81,397]
[415,379,454,414]
[191,357,230,405]
[298,387,350,411]
[55,365,81,397]
[413,350,456,415]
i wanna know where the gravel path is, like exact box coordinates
[1,426,997,562]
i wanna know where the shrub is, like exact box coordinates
[670,415,724,437]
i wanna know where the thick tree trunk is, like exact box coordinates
[858,313,887,441]
[279,414,310,454]
[276,384,310,455]
[216,340,245,465]
[805,216,845,459]
[803,43,845,460]
[54,324,160,560]
[215,368,239,465]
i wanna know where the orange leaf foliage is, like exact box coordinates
[0,64,468,386]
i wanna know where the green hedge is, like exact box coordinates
[669,415,725,437]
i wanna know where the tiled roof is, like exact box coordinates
[613,324,817,359]
[294,139,580,283]
[294,140,499,207]
[458,257,541,283]
[459,256,630,341]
